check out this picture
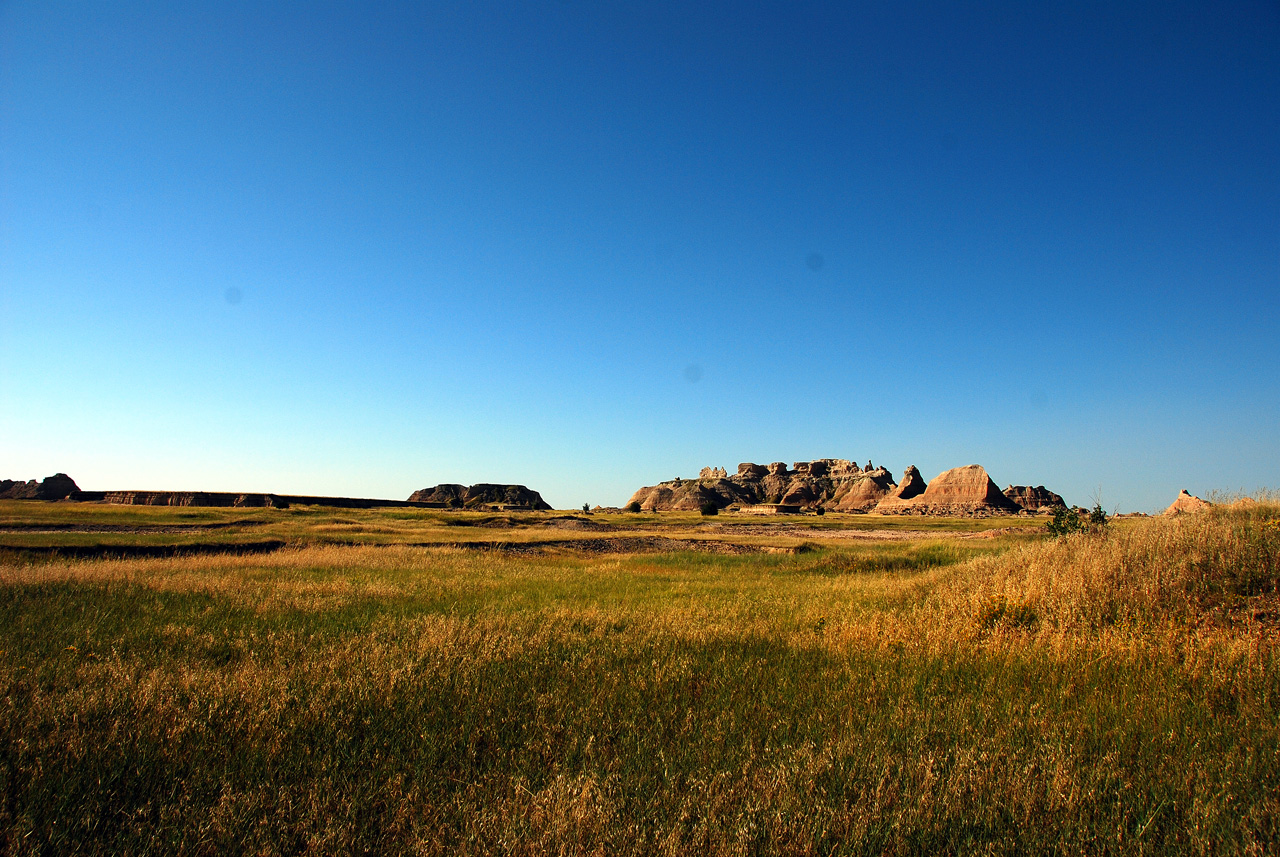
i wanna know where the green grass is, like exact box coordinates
[0,501,1276,854]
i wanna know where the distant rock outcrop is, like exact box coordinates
[407,484,551,510]
[874,465,1021,516]
[1003,485,1066,512]
[1163,489,1211,516]
[631,460,1061,516]
[628,459,896,512]
[0,473,80,501]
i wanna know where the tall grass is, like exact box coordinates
[941,500,1280,634]
[1,502,1277,854]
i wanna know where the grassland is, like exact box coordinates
[1,500,1277,854]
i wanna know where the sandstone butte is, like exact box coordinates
[1163,489,1212,516]
[627,460,1062,517]
[878,464,1022,516]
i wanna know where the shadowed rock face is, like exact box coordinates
[0,480,37,500]
[1163,489,1211,516]
[407,484,551,510]
[0,473,80,500]
[1003,485,1066,512]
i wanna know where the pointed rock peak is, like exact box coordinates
[1164,489,1211,516]
[875,464,1020,515]
[891,465,927,500]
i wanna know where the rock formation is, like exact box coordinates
[1163,489,1211,516]
[630,459,1045,515]
[1002,485,1066,512]
[831,468,897,511]
[626,477,757,512]
[874,465,1022,516]
[627,459,896,512]
[0,473,80,500]
[407,484,551,510]
[872,465,928,512]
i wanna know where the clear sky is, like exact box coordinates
[2,1,1277,511]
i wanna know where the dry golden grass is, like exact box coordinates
[1,500,1276,854]
[933,499,1280,636]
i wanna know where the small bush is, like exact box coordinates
[699,501,719,516]
[1047,504,1108,537]
[627,501,642,513]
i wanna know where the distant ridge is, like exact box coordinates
[92,491,443,510]
[0,473,553,511]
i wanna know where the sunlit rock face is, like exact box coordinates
[628,459,897,512]
[1163,489,1211,516]
[874,465,1022,516]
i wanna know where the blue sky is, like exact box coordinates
[2,1,1277,511]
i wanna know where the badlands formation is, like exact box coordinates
[408,484,551,510]
[627,460,1067,516]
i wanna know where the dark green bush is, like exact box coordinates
[1047,504,1108,537]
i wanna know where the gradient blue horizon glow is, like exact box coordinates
[3,2,1277,511]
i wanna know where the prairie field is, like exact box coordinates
[1,500,1277,855]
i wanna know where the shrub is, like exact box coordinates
[1047,504,1108,537]
[627,501,642,513]
[699,501,719,516]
